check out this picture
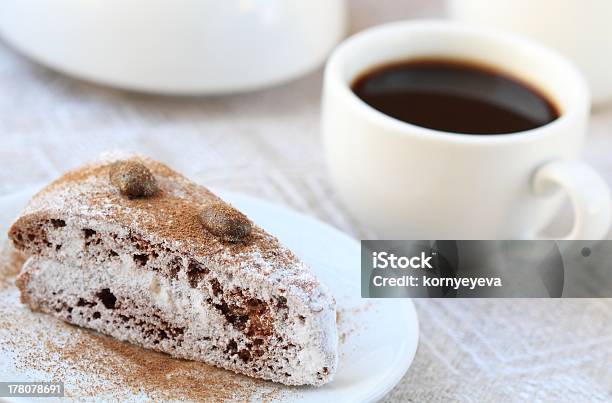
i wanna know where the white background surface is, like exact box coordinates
[0,0,611,401]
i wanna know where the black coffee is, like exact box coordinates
[351,59,559,135]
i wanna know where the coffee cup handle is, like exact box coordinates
[533,160,611,239]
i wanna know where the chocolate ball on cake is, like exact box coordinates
[109,160,158,198]
[200,202,252,242]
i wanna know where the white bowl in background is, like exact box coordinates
[0,0,346,94]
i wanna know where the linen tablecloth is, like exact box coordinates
[1,1,611,401]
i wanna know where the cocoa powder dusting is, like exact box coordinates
[27,156,299,270]
[54,331,279,401]
[12,155,319,298]
[0,244,284,401]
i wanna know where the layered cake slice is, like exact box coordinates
[8,154,337,386]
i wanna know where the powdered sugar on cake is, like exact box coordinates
[9,154,338,386]
[21,154,332,308]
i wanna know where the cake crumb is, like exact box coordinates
[0,243,285,401]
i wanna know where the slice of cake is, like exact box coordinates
[8,154,337,386]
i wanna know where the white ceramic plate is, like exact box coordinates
[0,186,418,402]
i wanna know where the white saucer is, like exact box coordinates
[0,186,418,402]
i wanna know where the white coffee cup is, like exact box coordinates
[322,20,611,240]
[448,0,612,106]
